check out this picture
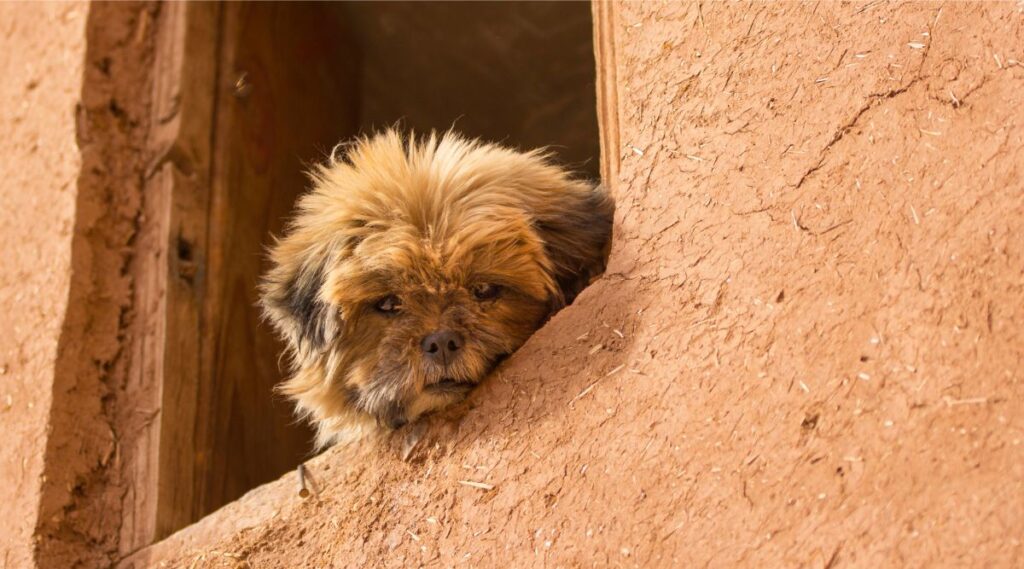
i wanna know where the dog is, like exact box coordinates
[260,130,613,447]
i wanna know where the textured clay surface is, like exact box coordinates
[0,3,87,568]
[145,2,1024,567]
[16,3,158,568]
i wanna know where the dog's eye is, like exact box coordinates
[471,283,501,301]
[375,295,402,313]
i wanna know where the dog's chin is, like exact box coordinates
[421,352,508,397]
[394,380,476,429]
[372,352,512,429]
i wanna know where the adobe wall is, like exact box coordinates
[139,2,1023,568]
[33,2,160,567]
[0,3,88,567]
[0,3,160,568]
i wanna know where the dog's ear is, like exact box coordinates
[532,182,615,306]
[260,239,341,360]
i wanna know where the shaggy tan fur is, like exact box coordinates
[261,130,613,447]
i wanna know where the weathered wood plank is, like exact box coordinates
[193,1,357,521]
[126,1,223,545]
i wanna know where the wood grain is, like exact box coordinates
[123,1,224,545]
[137,2,356,538]
[194,1,357,521]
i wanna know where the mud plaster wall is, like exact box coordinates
[36,3,161,567]
[0,3,88,567]
[0,2,159,568]
[136,2,1024,568]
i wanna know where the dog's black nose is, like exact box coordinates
[421,330,463,362]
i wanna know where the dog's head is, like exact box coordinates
[261,131,613,446]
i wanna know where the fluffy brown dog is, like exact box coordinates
[260,130,613,447]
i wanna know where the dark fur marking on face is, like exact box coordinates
[534,184,614,305]
[286,264,332,351]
